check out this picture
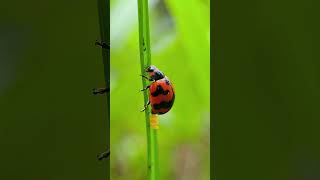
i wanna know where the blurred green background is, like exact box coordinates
[0,0,210,179]
[4,0,320,179]
[214,0,320,179]
[110,0,210,180]
[0,0,108,179]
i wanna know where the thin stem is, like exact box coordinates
[137,0,159,179]
[97,0,110,176]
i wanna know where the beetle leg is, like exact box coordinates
[140,75,153,81]
[140,85,150,91]
[97,149,110,160]
[95,40,110,50]
[93,87,109,95]
[140,101,150,112]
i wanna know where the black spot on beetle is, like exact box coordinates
[151,87,175,115]
[152,97,174,110]
[151,85,169,97]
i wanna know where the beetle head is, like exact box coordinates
[145,65,164,80]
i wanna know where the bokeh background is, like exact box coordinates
[3,0,320,179]
[110,0,210,179]
[0,0,210,179]
[214,0,320,179]
[1,0,109,179]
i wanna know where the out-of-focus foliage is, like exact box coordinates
[110,0,210,179]
[0,0,108,179]
[213,0,320,179]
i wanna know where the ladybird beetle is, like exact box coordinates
[140,65,175,115]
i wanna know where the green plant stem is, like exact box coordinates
[97,0,110,175]
[137,0,159,179]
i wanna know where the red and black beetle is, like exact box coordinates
[140,65,175,115]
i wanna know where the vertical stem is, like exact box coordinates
[97,0,110,178]
[137,0,159,179]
